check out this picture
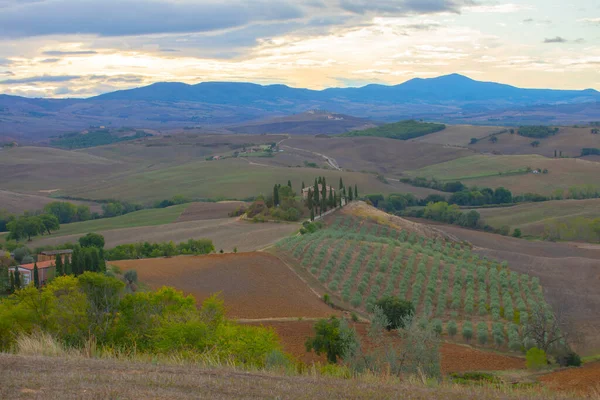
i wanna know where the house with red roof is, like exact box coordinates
[15,260,56,286]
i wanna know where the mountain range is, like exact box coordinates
[1,74,599,142]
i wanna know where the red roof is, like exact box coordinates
[19,260,55,271]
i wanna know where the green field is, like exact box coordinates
[407,155,538,181]
[45,204,189,238]
[478,199,600,239]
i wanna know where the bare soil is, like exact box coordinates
[112,253,339,319]
[0,354,578,400]
[539,362,600,394]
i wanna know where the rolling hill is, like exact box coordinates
[2,74,599,141]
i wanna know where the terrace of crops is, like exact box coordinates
[275,215,551,350]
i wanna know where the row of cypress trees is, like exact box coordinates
[304,177,358,220]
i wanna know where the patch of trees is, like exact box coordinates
[399,177,466,193]
[44,201,92,223]
[0,276,281,368]
[581,148,600,156]
[518,126,559,138]
[343,120,446,141]
[403,201,481,228]
[544,217,600,242]
[50,129,151,149]
[6,214,60,241]
[105,238,215,261]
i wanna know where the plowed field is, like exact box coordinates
[112,253,339,319]
[539,362,600,394]
[245,320,525,373]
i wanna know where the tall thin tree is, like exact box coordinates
[13,266,21,289]
[273,184,280,207]
[354,184,358,199]
[33,262,40,288]
[55,254,64,276]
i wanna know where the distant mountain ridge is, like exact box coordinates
[1,74,599,141]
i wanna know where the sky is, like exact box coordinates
[0,0,598,98]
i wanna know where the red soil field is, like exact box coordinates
[112,253,339,319]
[246,320,525,374]
[539,362,600,394]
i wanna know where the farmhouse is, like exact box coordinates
[14,260,55,286]
[37,249,72,263]
[301,185,335,200]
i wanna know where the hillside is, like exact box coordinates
[227,111,378,135]
[342,120,446,140]
[2,74,599,141]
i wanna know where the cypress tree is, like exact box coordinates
[354,184,358,199]
[307,189,313,210]
[338,193,342,208]
[339,177,344,190]
[329,187,334,207]
[310,208,315,221]
[90,248,100,272]
[9,271,14,293]
[349,187,354,201]
[71,247,80,276]
[302,181,305,191]
[273,184,280,207]
[13,266,21,289]
[321,177,327,207]
[33,262,40,288]
[313,180,320,212]
[64,256,72,275]
[99,248,106,272]
[84,251,93,273]
[287,180,292,189]
[55,254,64,276]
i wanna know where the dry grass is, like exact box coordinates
[0,352,590,400]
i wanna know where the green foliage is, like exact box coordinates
[305,317,355,364]
[342,120,446,141]
[526,347,547,370]
[477,322,488,345]
[0,276,281,367]
[462,321,473,342]
[79,233,105,249]
[44,201,92,224]
[375,296,414,330]
[447,321,458,338]
[518,126,559,138]
[105,238,214,260]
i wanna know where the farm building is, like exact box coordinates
[301,185,335,200]
[13,260,56,286]
[37,249,72,263]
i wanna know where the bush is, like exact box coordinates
[375,296,415,330]
[526,347,547,370]
[432,319,443,335]
[447,321,458,338]
[557,351,582,367]
[462,321,473,342]
[477,322,488,345]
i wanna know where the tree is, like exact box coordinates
[321,177,327,208]
[396,314,442,379]
[287,180,292,189]
[554,149,557,158]
[83,251,93,273]
[509,128,515,134]
[90,248,100,272]
[339,177,344,190]
[13,266,21,289]
[521,304,570,353]
[307,189,313,210]
[512,228,522,238]
[55,254,64,276]
[33,262,40,288]
[301,181,305,191]
[490,135,498,143]
[24,217,43,241]
[469,138,478,144]
[64,256,72,275]
[328,186,334,208]
[43,201,78,224]
[9,270,15,293]
[313,180,320,213]
[526,347,547,370]
[348,187,354,202]
[374,296,414,330]
[273,184,280,207]
[493,187,513,204]
[531,140,540,148]
[354,184,358,199]
[71,247,81,276]
[310,208,315,222]
[305,317,355,363]
[39,214,60,235]
[79,233,105,249]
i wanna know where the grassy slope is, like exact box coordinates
[61,158,398,203]
[478,199,600,237]
[412,125,504,146]
[0,354,579,400]
[46,204,189,238]
[343,120,446,140]
[407,155,600,195]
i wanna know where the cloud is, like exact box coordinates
[575,38,586,44]
[339,0,469,15]
[544,36,567,43]
[42,50,97,56]
[0,57,11,65]
[40,58,60,63]
[0,0,304,38]
[0,75,80,85]
[523,18,534,23]
[578,17,600,24]
[466,3,532,13]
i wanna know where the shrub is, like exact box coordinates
[447,321,458,338]
[557,351,582,367]
[477,322,488,345]
[526,347,547,370]
[462,321,473,342]
[374,296,415,330]
[432,319,443,335]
